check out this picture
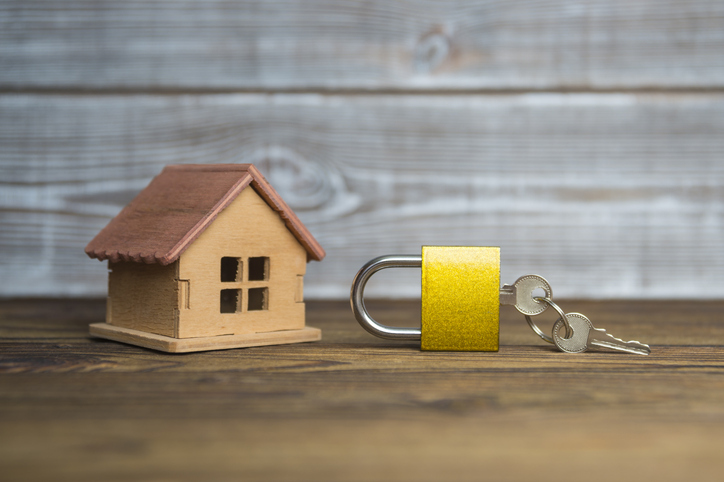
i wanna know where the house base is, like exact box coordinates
[89,323,321,353]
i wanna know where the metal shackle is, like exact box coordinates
[350,255,422,340]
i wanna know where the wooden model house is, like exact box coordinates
[85,164,325,352]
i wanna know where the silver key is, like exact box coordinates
[500,275,552,316]
[553,313,651,355]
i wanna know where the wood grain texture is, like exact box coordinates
[1,1,723,90]
[1,93,723,299]
[1,299,723,481]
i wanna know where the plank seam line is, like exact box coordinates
[2,87,724,96]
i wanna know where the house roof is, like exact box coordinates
[85,164,325,265]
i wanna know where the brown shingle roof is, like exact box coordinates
[85,164,325,265]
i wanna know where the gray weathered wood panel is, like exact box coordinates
[1,93,722,299]
[2,1,723,90]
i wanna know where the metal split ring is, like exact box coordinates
[524,297,572,344]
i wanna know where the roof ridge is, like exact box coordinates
[164,164,253,172]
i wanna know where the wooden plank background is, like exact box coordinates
[2,0,724,90]
[1,1,723,299]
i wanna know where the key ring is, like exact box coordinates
[524,297,571,344]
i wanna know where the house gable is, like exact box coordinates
[175,186,307,338]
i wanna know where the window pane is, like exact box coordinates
[221,257,241,282]
[248,257,269,281]
[248,287,268,311]
[220,289,241,313]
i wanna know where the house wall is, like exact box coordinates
[107,261,179,337]
[176,187,307,338]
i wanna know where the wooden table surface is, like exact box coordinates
[1,298,723,481]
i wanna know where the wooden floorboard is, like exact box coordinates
[1,299,723,481]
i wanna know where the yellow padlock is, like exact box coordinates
[351,246,504,352]
[421,246,500,351]
[352,247,651,355]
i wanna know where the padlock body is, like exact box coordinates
[421,246,500,351]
